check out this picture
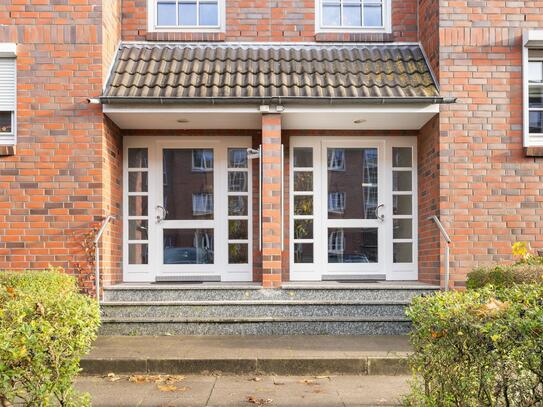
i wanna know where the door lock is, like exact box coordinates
[374,203,385,222]
[156,205,168,223]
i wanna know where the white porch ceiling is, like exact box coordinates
[103,104,439,131]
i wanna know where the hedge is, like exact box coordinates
[466,258,543,289]
[404,285,543,406]
[0,268,100,407]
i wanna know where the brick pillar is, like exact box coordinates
[261,114,283,288]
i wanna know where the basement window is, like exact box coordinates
[316,0,391,33]
[149,0,224,31]
[0,44,16,146]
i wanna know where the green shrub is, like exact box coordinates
[405,285,543,406]
[466,260,543,289]
[0,267,100,407]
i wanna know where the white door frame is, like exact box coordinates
[289,136,418,281]
[123,136,253,282]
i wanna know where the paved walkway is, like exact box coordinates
[82,336,412,376]
[76,374,411,406]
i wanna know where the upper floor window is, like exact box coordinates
[523,31,543,148]
[0,43,16,146]
[149,0,224,31]
[316,0,391,33]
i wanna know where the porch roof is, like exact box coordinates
[101,43,447,104]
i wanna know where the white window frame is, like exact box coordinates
[191,149,213,172]
[315,0,392,34]
[327,148,345,171]
[0,43,16,146]
[147,0,226,32]
[192,192,214,216]
[328,191,346,214]
[523,30,543,147]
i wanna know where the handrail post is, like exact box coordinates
[428,215,452,291]
[93,215,116,303]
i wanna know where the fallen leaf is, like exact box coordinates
[157,385,178,392]
[163,375,185,385]
[247,396,273,405]
[248,377,262,382]
[129,375,148,384]
[36,302,45,316]
[105,373,123,382]
[315,375,331,379]
[273,381,285,386]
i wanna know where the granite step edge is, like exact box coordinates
[100,300,412,306]
[101,316,411,323]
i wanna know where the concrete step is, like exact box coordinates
[99,316,411,336]
[103,283,438,302]
[100,300,409,319]
[81,335,412,376]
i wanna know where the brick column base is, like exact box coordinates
[261,114,282,288]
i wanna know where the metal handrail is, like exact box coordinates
[93,215,116,302]
[428,215,452,291]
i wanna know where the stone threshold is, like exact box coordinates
[81,335,412,376]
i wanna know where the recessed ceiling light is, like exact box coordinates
[353,119,366,124]
[177,118,189,123]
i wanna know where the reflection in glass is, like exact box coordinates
[129,172,148,193]
[530,87,543,109]
[392,147,412,168]
[229,220,248,240]
[393,171,412,192]
[323,5,341,26]
[129,244,148,264]
[364,4,382,26]
[393,219,412,239]
[394,242,413,263]
[129,220,148,240]
[294,219,313,239]
[294,243,314,263]
[294,196,313,215]
[328,228,378,263]
[128,148,148,168]
[228,148,248,168]
[529,61,543,83]
[229,243,248,264]
[129,196,148,216]
[228,196,248,216]
[294,171,313,191]
[530,111,543,133]
[157,2,177,25]
[228,172,248,192]
[0,112,11,133]
[293,148,313,168]
[163,149,213,220]
[199,2,219,25]
[179,2,197,25]
[393,195,412,215]
[343,5,361,26]
[328,148,377,219]
[163,229,214,264]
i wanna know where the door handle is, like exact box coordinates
[156,205,168,223]
[374,203,384,222]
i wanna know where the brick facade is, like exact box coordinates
[122,0,417,43]
[2,0,542,290]
[439,1,543,287]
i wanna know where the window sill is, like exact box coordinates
[145,31,226,41]
[314,32,394,42]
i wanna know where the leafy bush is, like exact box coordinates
[0,268,100,407]
[405,285,543,406]
[467,261,543,289]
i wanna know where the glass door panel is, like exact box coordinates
[324,143,384,275]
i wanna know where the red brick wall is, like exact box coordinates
[0,1,121,294]
[417,116,441,285]
[418,0,439,79]
[439,2,543,287]
[122,0,417,42]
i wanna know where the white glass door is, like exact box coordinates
[322,140,386,278]
[289,136,418,281]
[123,136,252,282]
